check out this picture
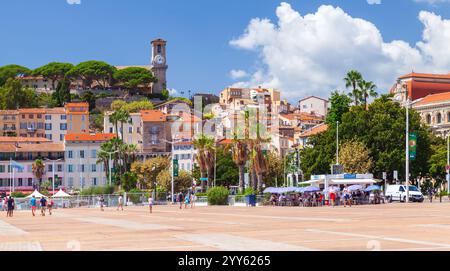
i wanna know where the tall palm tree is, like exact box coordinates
[109,109,130,141]
[32,159,45,189]
[358,80,378,109]
[193,134,215,190]
[344,70,363,106]
[225,136,248,194]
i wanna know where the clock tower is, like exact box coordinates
[151,39,168,94]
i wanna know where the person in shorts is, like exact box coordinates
[30,195,37,217]
[117,195,124,211]
[47,198,54,215]
[7,196,14,217]
[148,196,153,214]
[184,194,190,209]
[330,192,336,207]
[99,196,105,211]
[178,192,183,209]
[40,196,47,216]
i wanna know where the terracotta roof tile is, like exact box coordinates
[399,72,450,80]
[0,137,51,143]
[141,110,166,122]
[300,124,329,138]
[414,92,450,106]
[65,133,116,142]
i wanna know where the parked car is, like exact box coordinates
[385,185,424,203]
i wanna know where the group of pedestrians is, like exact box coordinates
[2,196,15,217]
[29,195,54,216]
[177,192,196,209]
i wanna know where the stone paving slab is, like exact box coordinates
[1,203,450,251]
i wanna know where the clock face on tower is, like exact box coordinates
[154,55,165,65]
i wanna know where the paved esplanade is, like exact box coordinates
[1,203,450,251]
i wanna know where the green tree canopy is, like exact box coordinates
[215,146,239,187]
[32,62,74,89]
[0,79,38,109]
[339,139,374,174]
[157,170,193,193]
[52,78,71,106]
[66,60,116,89]
[326,90,352,125]
[301,94,435,182]
[113,67,156,92]
[0,65,31,87]
[111,99,154,113]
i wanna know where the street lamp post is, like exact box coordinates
[45,158,63,195]
[162,135,181,204]
[405,97,410,203]
[336,121,339,165]
[447,134,450,193]
[105,150,119,186]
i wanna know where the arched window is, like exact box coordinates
[427,114,432,125]
[437,113,442,124]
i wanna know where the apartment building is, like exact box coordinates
[65,102,89,134]
[103,112,142,146]
[18,108,46,138]
[298,96,329,117]
[0,102,89,142]
[64,133,115,190]
[173,141,195,173]
[140,110,172,155]
[44,107,68,142]
[0,141,65,193]
[0,111,19,137]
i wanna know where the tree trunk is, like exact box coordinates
[201,171,207,191]
[251,168,257,192]
[238,164,245,194]
[257,173,263,194]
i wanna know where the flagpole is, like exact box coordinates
[12,167,15,193]
[9,158,12,194]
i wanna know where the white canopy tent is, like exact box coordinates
[25,190,46,198]
[52,189,71,198]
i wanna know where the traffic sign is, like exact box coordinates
[200,177,208,182]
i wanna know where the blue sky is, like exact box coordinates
[1,0,450,101]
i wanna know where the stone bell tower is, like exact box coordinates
[151,39,168,94]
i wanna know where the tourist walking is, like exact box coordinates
[178,192,183,209]
[117,195,124,211]
[47,198,54,215]
[2,197,8,212]
[148,196,153,214]
[190,193,196,208]
[330,191,336,207]
[184,193,190,209]
[7,196,14,217]
[428,187,433,203]
[40,196,47,216]
[99,195,105,211]
[30,195,37,217]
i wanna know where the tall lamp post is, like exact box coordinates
[162,134,181,204]
[392,87,411,203]
[44,158,63,195]
[105,150,119,186]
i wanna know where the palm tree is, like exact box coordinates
[225,136,248,194]
[109,109,130,141]
[32,159,45,189]
[193,134,215,190]
[344,70,363,106]
[358,80,378,109]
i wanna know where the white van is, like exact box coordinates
[385,185,424,203]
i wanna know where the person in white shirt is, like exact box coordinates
[117,195,124,211]
[148,196,153,214]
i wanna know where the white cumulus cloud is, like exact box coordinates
[367,0,382,4]
[415,0,450,4]
[229,2,450,101]
[229,69,249,80]
[67,0,81,5]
